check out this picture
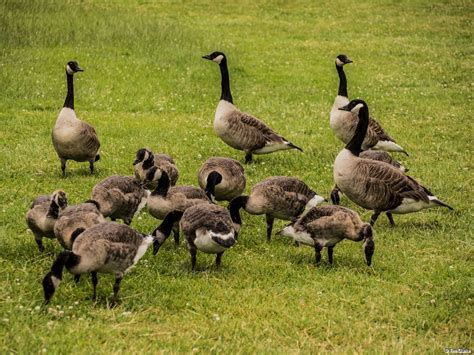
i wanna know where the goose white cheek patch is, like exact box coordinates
[66,65,74,75]
[213,55,224,64]
[352,103,364,114]
[336,58,344,66]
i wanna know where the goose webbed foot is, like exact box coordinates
[386,212,395,227]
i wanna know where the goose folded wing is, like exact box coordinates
[79,121,100,152]
[367,117,395,142]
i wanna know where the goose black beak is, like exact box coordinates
[202,55,212,60]
[76,66,84,72]
[132,159,140,165]
[346,59,353,64]
[338,104,351,111]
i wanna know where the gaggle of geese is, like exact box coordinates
[27,53,453,305]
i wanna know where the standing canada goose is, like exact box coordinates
[198,157,246,201]
[278,205,375,266]
[202,51,302,163]
[52,61,100,176]
[334,99,453,226]
[330,150,408,205]
[146,171,210,246]
[133,148,179,188]
[329,54,407,154]
[54,201,106,249]
[153,205,237,270]
[228,176,326,241]
[42,222,153,304]
[91,175,149,225]
[26,190,68,252]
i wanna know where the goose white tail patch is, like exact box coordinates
[281,226,314,246]
[132,236,154,265]
[391,196,442,214]
[372,140,406,153]
[254,142,292,154]
[195,230,233,253]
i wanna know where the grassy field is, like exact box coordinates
[0,0,472,352]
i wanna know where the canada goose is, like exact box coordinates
[329,54,407,155]
[202,51,302,163]
[146,171,210,246]
[334,99,453,226]
[26,190,68,252]
[52,61,100,176]
[228,176,326,241]
[153,205,237,270]
[330,150,408,205]
[198,157,246,201]
[278,205,375,266]
[133,148,179,188]
[54,201,106,249]
[91,175,149,225]
[42,222,153,304]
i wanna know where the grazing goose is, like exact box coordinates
[54,201,106,249]
[198,157,246,201]
[228,176,325,241]
[147,171,210,246]
[202,51,302,163]
[153,205,237,270]
[91,175,149,225]
[133,148,179,188]
[334,99,453,226]
[52,61,100,176]
[330,150,408,205]
[329,54,407,155]
[278,205,375,266]
[42,222,153,304]
[26,190,68,252]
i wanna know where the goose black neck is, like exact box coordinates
[205,171,222,200]
[228,196,247,225]
[142,154,154,170]
[345,105,369,156]
[155,211,183,237]
[63,72,75,109]
[219,60,233,103]
[152,171,170,197]
[336,65,348,98]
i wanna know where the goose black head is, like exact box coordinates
[66,61,84,75]
[134,148,153,166]
[361,224,374,266]
[202,51,226,65]
[338,99,367,114]
[336,54,353,67]
[52,190,68,209]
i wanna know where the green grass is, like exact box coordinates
[0,0,472,352]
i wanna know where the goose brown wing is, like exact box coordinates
[79,121,100,154]
[364,117,395,148]
[263,184,309,216]
[358,161,430,211]
[265,177,316,199]
[181,205,233,236]
[228,111,285,150]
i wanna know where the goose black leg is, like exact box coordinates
[328,246,334,264]
[245,152,253,164]
[60,159,67,177]
[330,186,341,205]
[173,226,180,247]
[34,235,44,252]
[190,247,197,270]
[91,272,98,300]
[265,215,274,241]
[370,212,381,226]
[215,252,223,268]
[74,275,81,284]
[386,212,396,227]
[314,244,322,265]
[111,276,122,305]
[89,161,94,174]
